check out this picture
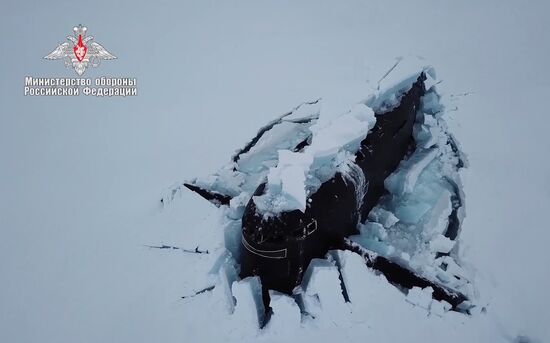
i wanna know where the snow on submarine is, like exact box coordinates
[176,59,474,312]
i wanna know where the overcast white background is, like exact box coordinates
[1,1,549,342]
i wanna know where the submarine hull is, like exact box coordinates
[240,74,427,296]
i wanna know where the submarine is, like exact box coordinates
[182,67,471,311]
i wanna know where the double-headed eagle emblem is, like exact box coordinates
[44,25,116,75]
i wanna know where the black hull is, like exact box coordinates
[241,74,428,300]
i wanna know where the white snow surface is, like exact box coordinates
[1,1,550,342]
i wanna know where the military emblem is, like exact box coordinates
[44,25,116,75]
